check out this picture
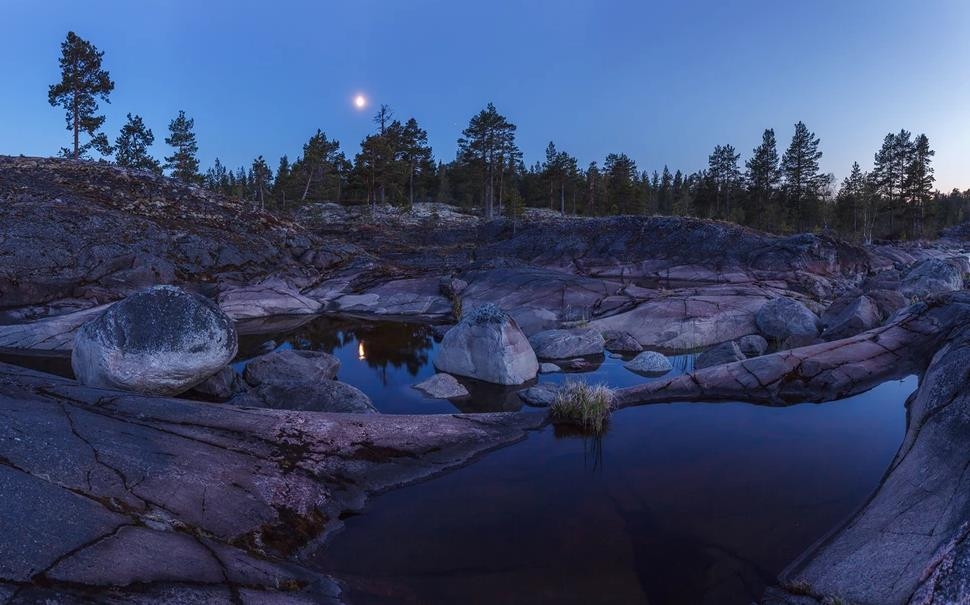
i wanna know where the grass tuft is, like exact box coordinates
[549,381,615,435]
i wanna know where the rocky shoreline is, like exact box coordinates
[2,156,970,603]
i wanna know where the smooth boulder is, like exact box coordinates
[413,373,469,399]
[602,330,643,354]
[900,258,965,300]
[528,328,605,360]
[623,351,672,376]
[243,349,340,386]
[737,334,768,358]
[72,286,238,395]
[755,297,819,342]
[250,381,377,413]
[695,341,745,370]
[433,304,538,385]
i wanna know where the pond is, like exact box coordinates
[234,315,697,414]
[313,376,913,605]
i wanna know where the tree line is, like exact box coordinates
[48,31,967,242]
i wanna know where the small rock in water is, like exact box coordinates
[539,362,562,373]
[623,351,673,376]
[248,380,377,413]
[413,373,470,399]
[602,330,643,353]
[243,349,340,387]
[560,357,600,372]
[518,383,560,407]
[695,341,745,370]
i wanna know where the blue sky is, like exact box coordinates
[2,0,969,190]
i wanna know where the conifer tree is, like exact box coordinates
[457,103,517,219]
[781,121,826,229]
[114,113,160,173]
[48,31,115,159]
[164,110,200,182]
[904,133,934,238]
[872,130,914,237]
[745,129,781,228]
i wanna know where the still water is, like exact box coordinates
[234,317,912,604]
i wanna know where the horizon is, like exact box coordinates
[2,0,969,191]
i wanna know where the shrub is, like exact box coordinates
[550,381,615,434]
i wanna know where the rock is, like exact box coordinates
[900,258,965,300]
[867,288,909,318]
[518,383,560,407]
[623,351,673,376]
[71,286,238,395]
[695,341,746,370]
[539,362,562,373]
[249,380,377,413]
[438,276,468,298]
[737,334,768,358]
[243,349,340,387]
[755,297,819,342]
[431,324,454,339]
[190,366,246,401]
[433,303,538,385]
[602,330,643,353]
[218,277,322,320]
[412,373,469,399]
[821,294,881,340]
[528,328,605,359]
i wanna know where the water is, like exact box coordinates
[314,377,914,605]
[0,315,915,603]
[234,316,696,414]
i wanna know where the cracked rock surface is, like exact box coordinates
[0,363,544,603]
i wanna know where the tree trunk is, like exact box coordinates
[72,90,79,160]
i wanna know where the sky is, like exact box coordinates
[2,0,969,190]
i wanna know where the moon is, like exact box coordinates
[354,94,367,110]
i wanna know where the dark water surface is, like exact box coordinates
[314,377,913,605]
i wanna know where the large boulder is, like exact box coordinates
[695,341,745,370]
[433,304,538,385]
[243,349,340,386]
[755,297,819,342]
[821,294,881,341]
[528,328,605,360]
[72,286,237,395]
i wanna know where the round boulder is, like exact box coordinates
[433,304,539,385]
[695,341,745,370]
[755,297,820,342]
[413,373,470,399]
[72,286,237,395]
[602,330,643,354]
[737,335,769,358]
[528,328,605,360]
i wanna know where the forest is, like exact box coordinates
[49,31,970,242]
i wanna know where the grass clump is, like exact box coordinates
[550,381,615,435]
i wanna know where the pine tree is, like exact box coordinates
[745,129,781,229]
[250,156,273,210]
[114,114,160,173]
[48,31,115,159]
[400,118,434,206]
[457,103,517,220]
[707,144,742,219]
[164,110,200,182]
[297,130,344,202]
[904,133,934,238]
[204,158,230,193]
[603,153,638,214]
[781,121,826,230]
[872,130,914,237]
